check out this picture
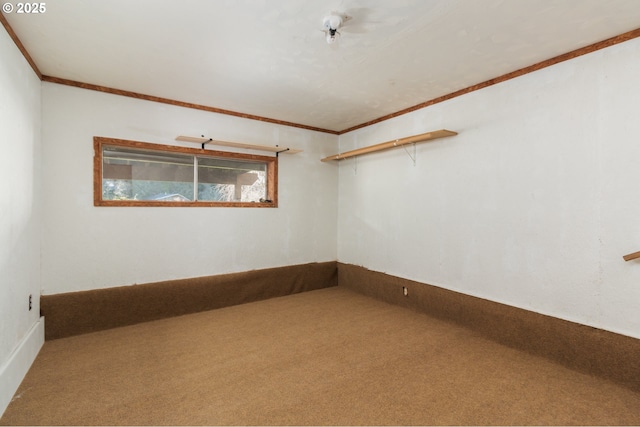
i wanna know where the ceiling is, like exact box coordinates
[5,0,640,133]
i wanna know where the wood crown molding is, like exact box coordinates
[40,75,340,135]
[0,12,42,79]
[2,15,639,135]
[339,27,640,134]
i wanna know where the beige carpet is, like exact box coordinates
[2,286,640,425]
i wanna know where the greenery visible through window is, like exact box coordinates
[94,137,277,207]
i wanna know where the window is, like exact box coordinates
[94,137,277,207]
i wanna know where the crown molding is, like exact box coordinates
[0,12,41,79]
[41,75,340,135]
[339,27,640,134]
[2,14,639,136]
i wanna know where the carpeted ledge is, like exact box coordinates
[338,262,640,392]
[40,260,640,393]
[41,261,337,340]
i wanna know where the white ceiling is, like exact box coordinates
[5,0,640,132]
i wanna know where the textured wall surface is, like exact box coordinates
[0,23,42,416]
[41,83,338,295]
[337,37,640,339]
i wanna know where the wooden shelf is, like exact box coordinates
[623,251,640,261]
[321,129,457,162]
[176,136,302,154]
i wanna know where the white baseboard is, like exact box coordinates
[0,317,44,419]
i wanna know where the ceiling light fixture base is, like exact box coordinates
[323,13,345,44]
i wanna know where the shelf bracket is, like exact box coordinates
[200,136,212,150]
[402,142,417,166]
[276,148,290,157]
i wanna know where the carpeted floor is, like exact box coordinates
[2,286,640,426]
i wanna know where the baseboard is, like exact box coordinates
[338,263,640,392]
[0,317,45,419]
[42,261,338,340]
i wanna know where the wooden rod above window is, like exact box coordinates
[623,251,640,261]
[321,129,457,162]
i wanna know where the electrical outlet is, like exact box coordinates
[402,286,408,296]
[29,294,32,311]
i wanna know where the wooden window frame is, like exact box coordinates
[94,137,278,207]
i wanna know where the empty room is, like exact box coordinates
[1,1,640,425]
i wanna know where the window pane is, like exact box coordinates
[102,147,195,202]
[95,137,277,207]
[197,156,267,202]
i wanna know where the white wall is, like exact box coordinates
[41,83,338,295]
[337,37,640,339]
[0,25,43,416]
